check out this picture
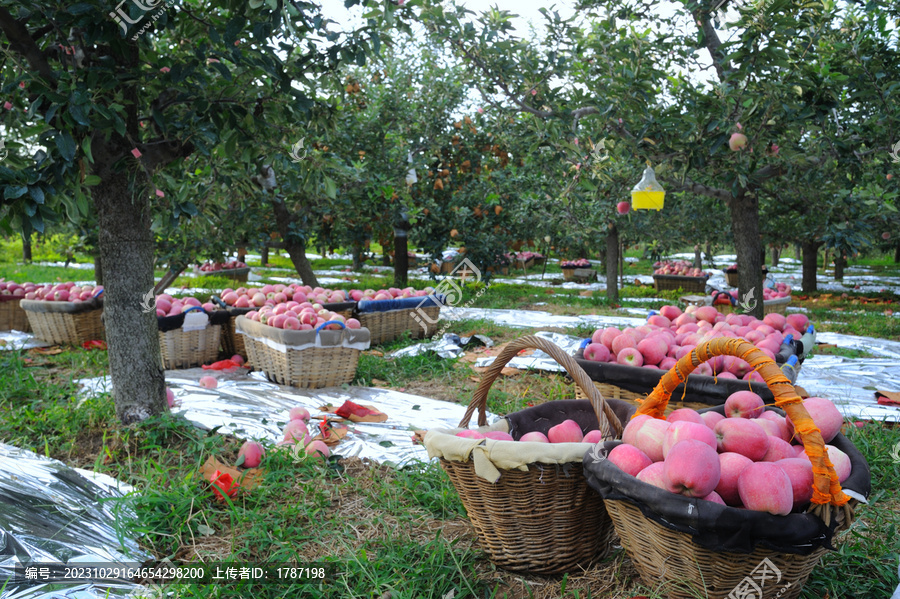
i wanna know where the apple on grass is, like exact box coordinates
[237,441,265,468]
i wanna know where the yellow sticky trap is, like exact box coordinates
[631,166,665,210]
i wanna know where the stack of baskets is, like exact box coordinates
[424,336,632,574]
[158,306,229,369]
[235,316,369,388]
[21,297,104,345]
[355,295,442,344]
[0,296,30,332]
[582,338,870,599]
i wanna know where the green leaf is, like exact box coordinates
[29,212,44,233]
[56,132,76,162]
[82,136,94,164]
[67,3,94,14]
[83,175,102,186]
[210,61,232,81]
[28,187,45,204]
[323,177,337,198]
[69,104,90,126]
[4,186,28,200]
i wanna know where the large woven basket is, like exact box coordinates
[653,274,709,292]
[426,336,627,575]
[356,303,440,345]
[584,338,869,599]
[235,316,369,388]
[158,308,223,369]
[21,298,104,345]
[0,296,30,332]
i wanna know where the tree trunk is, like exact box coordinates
[605,222,619,305]
[270,196,318,287]
[801,240,819,292]
[770,245,780,268]
[894,242,900,264]
[381,244,391,266]
[284,240,318,286]
[693,244,702,269]
[729,192,764,319]
[705,242,713,268]
[794,243,802,263]
[237,246,247,263]
[351,243,363,271]
[22,232,32,262]
[260,243,269,267]
[619,239,625,288]
[834,252,846,282]
[394,229,409,287]
[822,249,829,274]
[93,165,166,424]
[94,252,103,286]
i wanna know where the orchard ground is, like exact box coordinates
[1,243,899,598]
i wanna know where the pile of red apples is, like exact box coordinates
[653,260,708,277]
[219,283,435,310]
[718,282,792,300]
[581,305,811,380]
[233,407,331,470]
[608,392,850,515]
[200,261,249,271]
[4,280,104,303]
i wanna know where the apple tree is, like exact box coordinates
[0,0,412,423]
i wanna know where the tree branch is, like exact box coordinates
[0,6,56,83]
[691,2,731,83]
[661,175,732,204]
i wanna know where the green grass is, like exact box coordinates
[801,422,900,598]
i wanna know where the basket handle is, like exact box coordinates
[460,335,623,441]
[315,320,346,333]
[183,306,208,314]
[211,296,228,309]
[635,337,851,520]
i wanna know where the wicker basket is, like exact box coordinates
[574,381,644,402]
[653,274,709,292]
[725,268,768,288]
[21,299,104,345]
[0,296,31,332]
[426,336,626,575]
[356,300,441,345]
[158,308,223,369]
[235,316,369,388]
[562,267,596,282]
[585,338,868,599]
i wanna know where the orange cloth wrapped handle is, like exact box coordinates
[635,337,849,510]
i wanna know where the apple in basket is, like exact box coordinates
[548,419,584,443]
